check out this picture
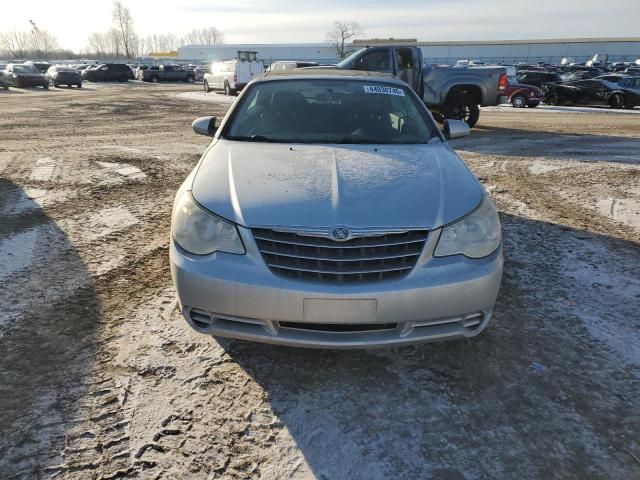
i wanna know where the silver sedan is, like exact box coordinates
[170,71,503,348]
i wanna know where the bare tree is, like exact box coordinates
[29,20,59,58]
[0,28,30,58]
[326,21,363,58]
[88,32,109,57]
[183,27,225,46]
[108,28,122,58]
[112,1,135,58]
[136,35,148,57]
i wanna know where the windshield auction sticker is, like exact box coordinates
[363,85,405,96]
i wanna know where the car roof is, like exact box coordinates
[260,68,397,82]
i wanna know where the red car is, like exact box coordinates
[504,77,544,108]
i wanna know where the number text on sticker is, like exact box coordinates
[363,85,405,96]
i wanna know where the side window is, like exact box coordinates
[353,50,391,72]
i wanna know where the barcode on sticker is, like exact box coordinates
[363,85,405,96]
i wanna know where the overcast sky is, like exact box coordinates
[4,0,639,51]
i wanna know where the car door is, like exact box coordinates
[582,80,608,105]
[96,65,109,81]
[393,47,421,93]
[616,78,639,106]
[6,65,15,86]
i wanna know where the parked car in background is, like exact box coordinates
[0,70,9,90]
[24,61,52,73]
[172,71,503,348]
[266,61,320,72]
[561,69,603,82]
[46,66,82,88]
[204,50,265,95]
[516,71,563,90]
[504,77,544,107]
[81,63,133,82]
[328,45,508,127]
[545,78,639,109]
[4,63,49,89]
[139,64,195,83]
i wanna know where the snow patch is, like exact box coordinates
[596,198,640,231]
[528,163,566,175]
[175,91,237,105]
[3,187,73,215]
[58,207,139,243]
[482,104,640,115]
[30,157,56,181]
[96,161,147,180]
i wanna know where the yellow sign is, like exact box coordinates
[149,51,178,57]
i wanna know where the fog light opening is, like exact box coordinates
[188,308,214,330]
[463,313,484,332]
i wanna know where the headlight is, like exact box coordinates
[172,192,245,255]
[435,195,501,259]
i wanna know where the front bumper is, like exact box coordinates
[15,77,48,87]
[53,75,81,84]
[170,228,503,349]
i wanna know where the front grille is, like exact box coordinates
[279,322,398,332]
[253,228,428,283]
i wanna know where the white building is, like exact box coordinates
[178,37,640,66]
[178,43,340,65]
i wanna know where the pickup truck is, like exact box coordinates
[140,65,195,83]
[332,46,508,127]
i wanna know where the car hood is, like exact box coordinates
[191,140,483,229]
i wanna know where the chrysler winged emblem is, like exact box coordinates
[331,227,350,241]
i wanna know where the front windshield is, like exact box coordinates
[224,79,440,144]
[14,65,40,74]
[335,49,366,69]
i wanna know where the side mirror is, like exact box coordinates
[192,116,217,137]
[442,119,470,140]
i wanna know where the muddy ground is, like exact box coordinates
[1,83,639,479]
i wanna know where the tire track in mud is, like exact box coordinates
[1,86,220,478]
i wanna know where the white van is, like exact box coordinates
[203,51,264,95]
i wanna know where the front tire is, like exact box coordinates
[609,94,625,109]
[43,84,49,90]
[224,82,234,96]
[151,76,158,83]
[203,80,210,93]
[511,95,527,108]
[442,94,480,127]
[186,75,195,83]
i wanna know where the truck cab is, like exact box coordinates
[336,47,424,97]
[333,45,507,127]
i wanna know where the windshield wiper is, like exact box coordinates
[334,138,391,144]
[226,135,276,142]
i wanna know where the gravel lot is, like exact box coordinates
[1,83,639,479]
